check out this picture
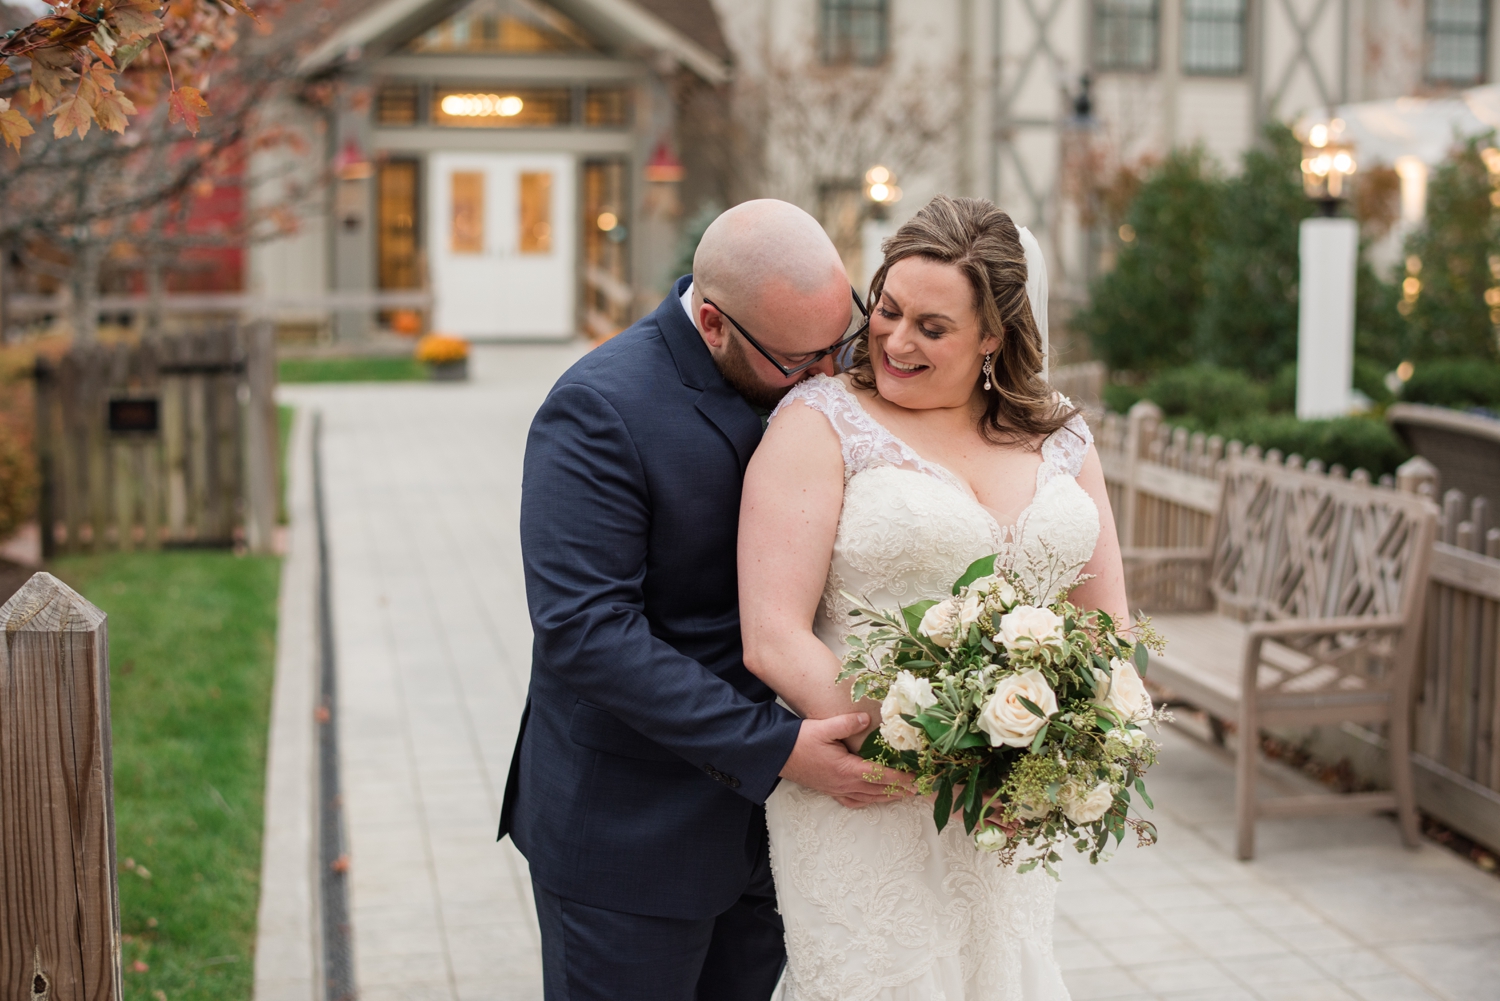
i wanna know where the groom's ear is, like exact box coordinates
[698,304,729,349]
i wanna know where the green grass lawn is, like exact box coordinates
[52,551,281,1001]
[278,355,426,383]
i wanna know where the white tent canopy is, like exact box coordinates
[1302,85,1500,168]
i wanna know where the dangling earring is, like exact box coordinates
[982,353,994,391]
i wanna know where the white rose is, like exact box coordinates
[997,606,1065,652]
[957,590,986,633]
[1099,657,1153,721]
[886,670,938,717]
[1062,782,1115,824]
[880,714,926,751]
[976,669,1058,747]
[969,575,1018,607]
[974,826,1008,852]
[918,597,962,647]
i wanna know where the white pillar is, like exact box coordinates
[1296,217,1359,420]
[860,217,897,296]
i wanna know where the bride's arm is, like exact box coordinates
[1066,444,1131,626]
[740,400,883,748]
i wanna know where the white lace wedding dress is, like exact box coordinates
[764,375,1100,1001]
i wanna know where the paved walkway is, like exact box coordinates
[276,345,1500,1001]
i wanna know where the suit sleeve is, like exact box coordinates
[520,382,801,804]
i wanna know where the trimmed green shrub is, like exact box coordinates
[1195,124,1313,378]
[1103,382,1145,414]
[1077,148,1223,372]
[1144,365,1268,428]
[1213,414,1410,478]
[1400,358,1500,409]
[1402,136,1500,361]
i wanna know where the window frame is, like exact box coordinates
[819,0,890,67]
[1425,0,1490,86]
[1092,0,1161,74]
[1181,0,1246,77]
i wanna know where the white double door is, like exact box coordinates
[428,152,576,340]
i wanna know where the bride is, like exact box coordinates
[738,195,1129,1000]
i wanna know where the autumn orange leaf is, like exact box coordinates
[109,4,166,42]
[0,65,12,85]
[95,90,138,134]
[0,104,35,151]
[167,85,210,134]
[52,93,95,139]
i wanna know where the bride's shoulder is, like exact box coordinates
[769,373,860,423]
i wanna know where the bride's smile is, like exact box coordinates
[869,256,997,412]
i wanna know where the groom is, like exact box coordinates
[500,200,903,1000]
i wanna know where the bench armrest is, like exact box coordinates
[1246,615,1406,640]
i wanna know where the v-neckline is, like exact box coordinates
[830,377,1048,535]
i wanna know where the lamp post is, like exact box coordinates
[1295,120,1359,420]
[860,166,902,291]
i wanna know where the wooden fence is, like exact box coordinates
[33,325,278,557]
[0,572,121,999]
[1099,400,1500,849]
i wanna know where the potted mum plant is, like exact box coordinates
[415,334,470,381]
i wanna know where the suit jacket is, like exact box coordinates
[498,276,803,920]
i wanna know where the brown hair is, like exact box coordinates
[849,195,1077,446]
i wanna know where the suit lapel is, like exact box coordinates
[695,384,763,471]
[657,276,765,470]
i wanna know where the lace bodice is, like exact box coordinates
[764,375,1096,1001]
[769,375,1100,650]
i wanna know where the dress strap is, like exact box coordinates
[770,375,937,483]
[1037,396,1093,487]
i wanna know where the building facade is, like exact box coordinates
[719,0,1500,355]
[251,0,731,341]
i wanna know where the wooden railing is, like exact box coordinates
[1098,400,1500,849]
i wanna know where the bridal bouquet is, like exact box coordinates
[839,556,1168,876]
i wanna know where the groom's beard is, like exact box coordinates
[714,332,797,411]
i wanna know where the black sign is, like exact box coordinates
[109,398,160,434]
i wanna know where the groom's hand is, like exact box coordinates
[780,713,915,808]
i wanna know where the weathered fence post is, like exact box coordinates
[0,573,121,1001]
[1120,400,1161,550]
[242,320,278,555]
[1396,455,1439,498]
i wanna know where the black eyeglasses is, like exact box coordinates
[702,287,870,378]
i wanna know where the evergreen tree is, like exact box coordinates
[1194,125,1313,378]
[1403,137,1500,361]
[1077,148,1222,373]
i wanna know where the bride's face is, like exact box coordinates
[868,257,999,411]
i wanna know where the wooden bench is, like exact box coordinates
[1130,454,1438,860]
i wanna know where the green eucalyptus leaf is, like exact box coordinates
[933,779,954,831]
[1133,641,1150,675]
[1135,777,1154,810]
[1016,695,1049,720]
[1028,721,1051,754]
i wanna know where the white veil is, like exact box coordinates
[1017,226,1049,382]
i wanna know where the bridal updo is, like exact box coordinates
[847,194,1077,446]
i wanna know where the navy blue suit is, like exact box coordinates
[500,277,803,1000]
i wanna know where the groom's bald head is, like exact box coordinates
[690,200,855,408]
[694,200,847,311]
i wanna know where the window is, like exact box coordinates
[1427,0,1488,85]
[376,84,419,125]
[431,87,571,127]
[1182,0,1244,75]
[377,160,420,288]
[1095,0,1158,71]
[582,160,631,339]
[407,0,594,53]
[450,171,485,255]
[519,172,553,255]
[584,87,632,128]
[821,0,888,66]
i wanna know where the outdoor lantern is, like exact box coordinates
[865,165,902,206]
[1300,121,1357,212]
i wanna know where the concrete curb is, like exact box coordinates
[253,405,322,1001]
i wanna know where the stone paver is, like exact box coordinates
[279,345,1500,1001]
